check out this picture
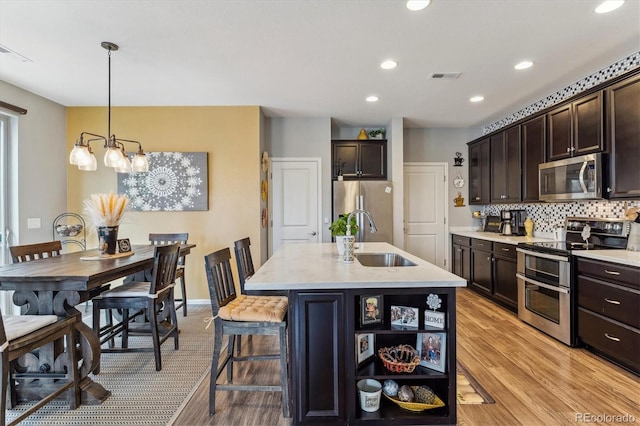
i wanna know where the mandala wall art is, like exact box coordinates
[117,152,208,211]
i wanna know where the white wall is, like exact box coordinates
[0,80,67,245]
[268,117,332,242]
[403,127,476,228]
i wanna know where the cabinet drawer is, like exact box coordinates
[493,242,517,259]
[471,239,492,251]
[452,235,471,247]
[577,275,640,329]
[578,308,639,373]
[576,258,639,290]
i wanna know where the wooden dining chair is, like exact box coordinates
[1,310,80,426]
[9,241,62,263]
[149,233,189,316]
[204,248,290,418]
[92,243,181,371]
[233,237,255,294]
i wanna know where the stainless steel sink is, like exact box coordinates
[355,253,416,267]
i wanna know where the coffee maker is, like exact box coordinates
[500,209,527,236]
[499,210,513,235]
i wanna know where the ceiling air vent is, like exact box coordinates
[429,72,461,80]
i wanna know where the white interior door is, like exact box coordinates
[269,158,321,257]
[403,163,448,268]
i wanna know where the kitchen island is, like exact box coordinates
[246,242,466,425]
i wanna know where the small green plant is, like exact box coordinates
[368,128,385,139]
[329,214,360,237]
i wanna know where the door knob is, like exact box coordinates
[308,231,317,236]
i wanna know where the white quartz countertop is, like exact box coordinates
[572,250,640,267]
[450,230,556,245]
[245,242,467,291]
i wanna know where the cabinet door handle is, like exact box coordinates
[307,231,317,236]
[604,298,621,305]
[604,269,620,276]
[567,147,571,153]
[604,333,620,342]
[457,248,462,252]
[501,248,510,252]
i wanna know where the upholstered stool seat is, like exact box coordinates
[218,295,288,322]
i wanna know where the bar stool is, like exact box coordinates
[1,311,80,426]
[204,247,290,418]
[149,233,189,316]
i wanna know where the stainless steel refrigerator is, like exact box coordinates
[332,180,393,243]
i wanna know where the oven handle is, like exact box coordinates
[516,273,570,294]
[516,248,569,263]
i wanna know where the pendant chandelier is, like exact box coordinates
[69,42,149,173]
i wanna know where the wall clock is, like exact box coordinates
[453,173,465,188]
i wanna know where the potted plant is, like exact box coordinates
[329,214,359,256]
[83,191,129,255]
[368,128,385,139]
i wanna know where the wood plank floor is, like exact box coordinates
[174,289,640,425]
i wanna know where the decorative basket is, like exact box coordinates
[383,389,445,412]
[378,344,420,373]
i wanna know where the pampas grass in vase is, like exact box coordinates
[83,192,129,254]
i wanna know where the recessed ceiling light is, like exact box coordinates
[470,96,484,103]
[514,60,534,70]
[380,60,398,70]
[366,96,379,102]
[595,0,624,13]
[406,1,431,11]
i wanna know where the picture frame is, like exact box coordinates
[360,295,383,327]
[117,238,131,253]
[416,332,446,373]
[355,333,375,366]
[424,310,446,330]
[390,305,419,330]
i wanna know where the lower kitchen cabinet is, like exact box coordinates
[451,235,471,283]
[463,237,518,313]
[576,257,639,374]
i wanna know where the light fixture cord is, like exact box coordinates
[107,47,112,146]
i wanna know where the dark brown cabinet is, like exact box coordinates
[491,243,518,310]
[605,74,640,199]
[451,235,471,283]
[490,127,521,203]
[470,239,492,295]
[332,140,386,180]
[521,115,546,202]
[466,237,517,313]
[469,139,490,204]
[547,92,604,161]
[576,257,639,374]
[291,292,346,424]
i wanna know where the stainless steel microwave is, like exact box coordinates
[538,154,603,202]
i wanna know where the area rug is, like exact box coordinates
[5,305,214,426]
[457,362,495,404]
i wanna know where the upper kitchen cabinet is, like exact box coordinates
[547,92,604,161]
[490,126,521,203]
[332,140,387,180]
[605,73,640,199]
[469,138,491,204]
[521,115,546,202]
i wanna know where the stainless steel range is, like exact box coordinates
[516,217,630,346]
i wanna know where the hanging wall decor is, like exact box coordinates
[117,152,208,211]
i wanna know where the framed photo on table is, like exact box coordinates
[355,333,375,366]
[390,305,419,330]
[360,295,383,327]
[417,332,446,373]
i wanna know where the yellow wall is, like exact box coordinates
[67,106,262,300]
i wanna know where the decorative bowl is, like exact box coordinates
[383,389,445,412]
[56,224,83,237]
[378,344,420,373]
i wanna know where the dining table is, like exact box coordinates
[0,243,195,405]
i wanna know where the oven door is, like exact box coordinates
[516,273,572,346]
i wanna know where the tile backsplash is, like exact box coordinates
[478,200,640,233]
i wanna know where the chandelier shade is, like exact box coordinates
[69,42,149,173]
